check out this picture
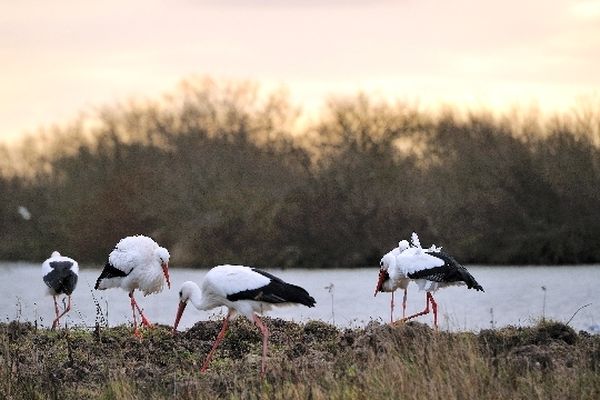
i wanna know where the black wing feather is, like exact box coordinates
[44,261,78,295]
[94,261,129,289]
[407,251,484,291]
[226,268,316,307]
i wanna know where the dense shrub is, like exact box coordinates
[1,79,599,266]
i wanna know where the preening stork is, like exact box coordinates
[172,264,316,375]
[375,232,484,328]
[374,239,411,322]
[94,235,171,336]
[42,251,79,330]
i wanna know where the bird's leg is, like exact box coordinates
[398,292,431,324]
[253,314,270,377]
[402,288,408,319]
[53,295,60,317]
[201,310,233,373]
[52,295,72,330]
[390,291,395,323]
[135,303,153,328]
[129,291,152,328]
[129,291,141,338]
[51,295,60,330]
[429,292,438,330]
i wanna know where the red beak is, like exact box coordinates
[374,270,388,297]
[172,301,187,334]
[162,262,171,289]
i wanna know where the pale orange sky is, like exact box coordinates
[1,0,600,142]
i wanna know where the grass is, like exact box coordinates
[0,319,599,399]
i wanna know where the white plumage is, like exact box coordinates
[375,240,411,322]
[375,232,484,328]
[173,264,316,375]
[95,235,171,336]
[193,266,271,315]
[42,251,79,330]
[97,235,171,295]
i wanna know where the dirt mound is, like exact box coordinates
[0,319,598,399]
[479,320,578,354]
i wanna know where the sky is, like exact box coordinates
[1,0,600,142]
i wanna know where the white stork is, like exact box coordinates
[172,264,316,375]
[94,235,171,336]
[373,239,411,322]
[42,251,79,330]
[375,232,484,328]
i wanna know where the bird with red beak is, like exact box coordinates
[95,235,171,337]
[374,240,411,322]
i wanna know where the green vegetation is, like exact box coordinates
[1,79,599,266]
[0,319,599,399]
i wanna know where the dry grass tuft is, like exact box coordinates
[0,319,598,399]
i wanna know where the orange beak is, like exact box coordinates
[172,301,187,334]
[162,262,171,289]
[374,269,388,297]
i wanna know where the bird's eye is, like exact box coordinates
[179,290,182,298]
[379,260,384,267]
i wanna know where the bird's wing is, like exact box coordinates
[432,251,484,291]
[107,248,138,275]
[405,251,484,291]
[226,268,316,306]
[94,260,131,289]
[42,254,75,273]
[205,265,271,298]
[206,265,315,306]
[42,258,54,277]
[395,249,445,275]
[43,261,78,294]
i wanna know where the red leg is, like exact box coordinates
[429,293,438,329]
[134,300,152,327]
[390,291,395,323]
[201,310,233,373]
[52,295,72,330]
[129,291,152,328]
[398,292,431,324]
[402,289,408,319]
[129,291,141,337]
[51,296,60,330]
[253,314,270,376]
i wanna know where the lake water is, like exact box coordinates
[1,263,599,332]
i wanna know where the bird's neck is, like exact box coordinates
[188,286,206,310]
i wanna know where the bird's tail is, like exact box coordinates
[94,277,106,290]
[461,270,484,292]
[285,283,317,307]
[94,261,128,290]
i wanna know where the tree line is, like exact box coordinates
[1,79,599,267]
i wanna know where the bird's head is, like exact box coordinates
[155,247,171,289]
[380,252,397,272]
[374,253,395,296]
[172,281,197,334]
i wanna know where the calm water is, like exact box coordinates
[1,263,599,332]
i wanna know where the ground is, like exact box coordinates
[0,319,599,399]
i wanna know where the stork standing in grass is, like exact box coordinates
[375,232,484,328]
[172,264,316,375]
[42,251,79,330]
[95,235,171,337]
